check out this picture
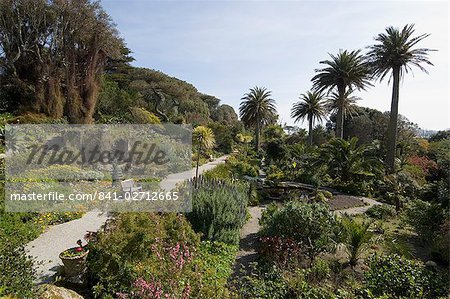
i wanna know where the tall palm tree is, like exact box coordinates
[326,89,361,125]
[312,50,372,138]
[291,91,327,146]
[193,126,215,187]
[239,86,277,151]
[367,24,434,173]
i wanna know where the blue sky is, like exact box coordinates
[102,0,449,130]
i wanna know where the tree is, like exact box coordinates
[193,126,215,187]
[312,50,372,138]
[239,87,277,151]
[326,89,360,124]
[213,104,238,125]
[291,91,327,146]
[367,24,434,173]
[0,0,123,123]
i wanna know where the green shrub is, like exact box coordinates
[228,159,258,178]
[0,240,36,299]
[203,163,233,181]
[0,183,40,298]
[192,241,237,297]
[6,112,66,124]
[364,254,448,298]
[238,266,289,299]
[430,217,450,264]
[365,204,396,220]
[402,199,444,243]
[238,263,355,299]
[260,201,337,264]
[187,179,248,245]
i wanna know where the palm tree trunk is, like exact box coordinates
[336,86,345,139]
[386,66,400,173]
[255,114,261,152]
[308,114,313,146]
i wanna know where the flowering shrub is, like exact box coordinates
[88,213,236,298]
[88,213,199,298]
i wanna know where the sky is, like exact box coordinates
[102,0,449,131]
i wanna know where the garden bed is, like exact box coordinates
[327,194,366,211]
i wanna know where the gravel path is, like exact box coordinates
[231,204,266,279]
[333,196,382,215]
[26,155,228,284]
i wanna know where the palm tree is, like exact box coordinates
[239,87,277,151]
[367,24,434,173]
[291,91,327,146]
[319,137,383,183]
[341,216,373,268]
[193,126,215,187]
[312,50,372,138]
[326,90,361,124]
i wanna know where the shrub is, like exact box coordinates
[259,236,303,269]
[365,204,396,220]
[407,155,437,175]
[0,239,36,299]
[129,107,161,124]
[402,199,444,243]
[238,266,289,299]
[187,179,248,245]
[228,159,258,178]
[430,217,450,264]
[203,164,233,181]
[260,201,337,264]
[364,254,448,298]
[192,241,237,298]
[88,213,200,298]
[6,112,66,124]
[0,183,39,298]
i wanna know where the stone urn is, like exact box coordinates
[59,240,89,278]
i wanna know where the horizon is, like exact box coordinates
[102,0,449,131]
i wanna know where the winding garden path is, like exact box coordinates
[26,155,229,284]
[232,204,266,277]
